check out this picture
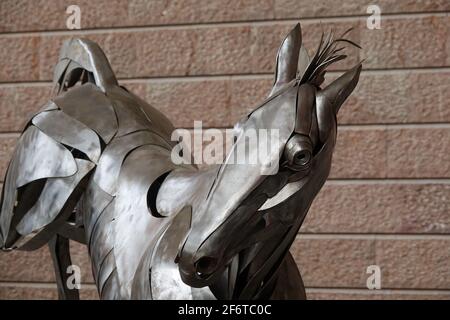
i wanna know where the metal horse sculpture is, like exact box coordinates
[0,23,361,299]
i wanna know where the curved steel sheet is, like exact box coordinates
[53,83,118,143]
[97,248,117,296]
[150,207,194,299]
[269,23,302,97]
[100,268,122,300]
[124,89,176,141]
[38,101,59,113]
[89,199,116,281]
[79,180,114,244]
[106,87,164,138]
[156,166,218,217]
[14,126,78,187]
[58,60,85,92]
[32,110,101,163]
[52,58,71,87]
[0,126,77,244]
[16,159,95,236]
[151,209,216,299]
[93,130,170,196]
[59,38,118,92]
[112,145,176,298]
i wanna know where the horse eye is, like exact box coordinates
[293,150,311,166]
[284,135,313,170]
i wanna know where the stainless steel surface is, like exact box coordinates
[16,159,95,236]
[92,130,170,195]
[56,38,119,93]
[112,145,176,298]
[32,110,101,163]
[53,83,118,144]
[0,22,361,300]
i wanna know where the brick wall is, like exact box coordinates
[0,0,449,299]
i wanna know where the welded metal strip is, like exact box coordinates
[89,200,115,279]
[16,159,95,236]
[113,145,176,298]
[58,38,118,92]
[97,248,117,296]
[93,130,171,196]
[0,126,77,244]
[150,207,194,299]
[32,110,101,163]
[156,166,218,218]
[100,268,122,300]
[79,180,114,244]
[269,23,302,97]
[123,88,176,140]
[53,83,118,143]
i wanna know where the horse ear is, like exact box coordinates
[321,63,362,114]
[269,23,302,98]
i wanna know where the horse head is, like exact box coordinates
[157,23,361,295]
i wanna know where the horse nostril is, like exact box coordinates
[195,256,219,278]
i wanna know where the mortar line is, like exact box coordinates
[0,66,449,87]
[0,12,448,38]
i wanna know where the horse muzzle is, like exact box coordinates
[177,246,225,288]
